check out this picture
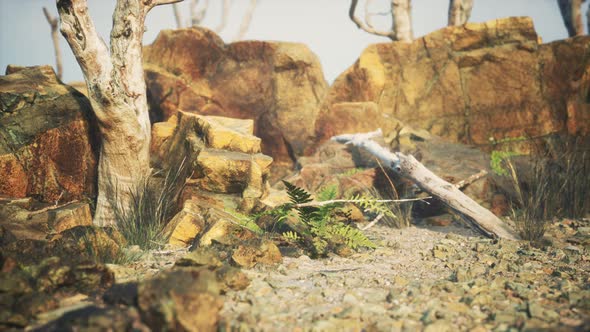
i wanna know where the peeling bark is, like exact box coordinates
[332,130,519,240]
[391,0,413,42]
[558,0,585,36]
[349,0,413,42]
[448,0,473,26]
[43,7,63,80]
[56,0,182,226]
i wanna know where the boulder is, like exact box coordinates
[314,17,590,152]
[231,238,282,268]
[152,111,272,214]
[137,268,223,332]
[0,65,97,203]
[144,28,328,174]
[162,198,206,247]
[0,201,93,242]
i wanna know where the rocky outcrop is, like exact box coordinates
[314,17,590,152]
[144,28,328,175]
[152,111,272,214]
[0,200,93,242]
[0,65,97,202]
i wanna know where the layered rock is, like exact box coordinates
[152,111,273,246]
[0,65,97,202]
[144,28,328,175]
[314,17,590,152]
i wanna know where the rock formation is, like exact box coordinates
[144,28,328,176]
[152,111,273,246]
[0,65,98,202]
[314,17,590,152]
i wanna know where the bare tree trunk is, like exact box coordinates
[448,0,473,26]
[350,0,412,41]
[190,0,209,26]
[43,7,63,80]
[391,0,413,42]
[234,0,257,40]
[587,3,590,34]
[332,130,519,240]
[173,3,184,28]
[56,0,182,226]
[558,0,585,36]
[215,0,231,33]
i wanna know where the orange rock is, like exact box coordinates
[0,66,97,203]
[144,28,327,173]
[314,17,589,152]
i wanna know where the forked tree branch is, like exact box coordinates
[332,129,519,240]
[349,0,395,39]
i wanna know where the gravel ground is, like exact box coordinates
[219,221,590,331]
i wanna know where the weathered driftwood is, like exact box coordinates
[332,129,519,240]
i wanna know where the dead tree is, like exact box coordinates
[56,0,182,226]
[215,0,231,33]
[557,0,585,36]
[448,0,473,26]
[349,0,413,42]
[333,130,519,240]
[43,7,63,80]
[173,3,184,28]
[190,0,209,26]
[173,0,209,28]
[234,0,257,40]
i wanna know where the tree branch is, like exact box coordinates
[332,129,519,240]
[215,0,231,33]
[173,3,184,28]
[57,0,112,116]
[145,0,184,10]
[43,7,63,80]
[190,0,209,26]
[234,0,257,40]
[294,197,431,208]
[448,0,472,26]
[349,0,395,39]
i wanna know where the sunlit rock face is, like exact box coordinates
[0,65,98,202]
[144,28,328,177]
[315,17,590,152]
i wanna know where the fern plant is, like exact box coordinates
[277,181,376,256]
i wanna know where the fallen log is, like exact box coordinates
[332,129,519,240]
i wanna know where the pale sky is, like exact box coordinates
[0,0,587,83]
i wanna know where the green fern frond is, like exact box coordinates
[226,209,264,235]
[350,193,397,219]
[328,224,377,249]
[283,180,317,223]
[282,231,301,242]
[317,184,339,201]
